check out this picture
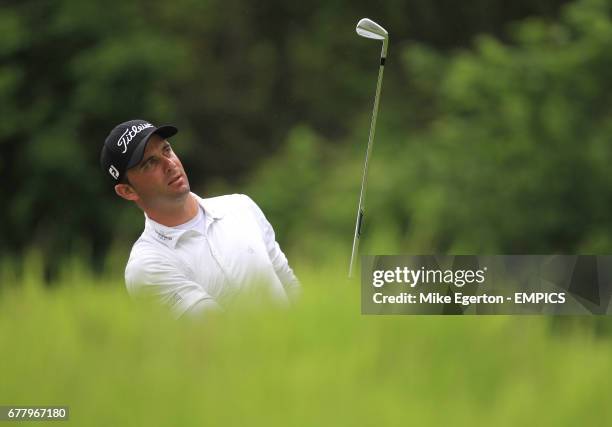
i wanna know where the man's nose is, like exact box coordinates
[162,156,176,172]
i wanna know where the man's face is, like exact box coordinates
[119,134,191,206]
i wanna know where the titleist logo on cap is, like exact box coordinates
[117,123,153,153]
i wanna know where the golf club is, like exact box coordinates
[349,18,389,278]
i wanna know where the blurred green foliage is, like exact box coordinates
[246,0,612,263]
[2,0,612,417]
[1,0,610,276]
[0,259,611,426]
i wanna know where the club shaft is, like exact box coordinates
[349,42,387,278]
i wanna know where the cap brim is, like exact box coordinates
[126,125,178,169]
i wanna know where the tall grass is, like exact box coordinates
[0,255,610,426]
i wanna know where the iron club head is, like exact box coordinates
[356,18,388,41]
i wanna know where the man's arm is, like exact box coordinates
[242,195,301,301]
[125,250,222,318]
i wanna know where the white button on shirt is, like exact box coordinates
[125,193,300,317]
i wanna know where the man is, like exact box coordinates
[100,119,300,317]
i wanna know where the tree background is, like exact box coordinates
[3,0,612,278]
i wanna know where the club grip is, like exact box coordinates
[357,209,364,237]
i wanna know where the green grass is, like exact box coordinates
[0,257,611,426]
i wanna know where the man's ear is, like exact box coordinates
[115,183,138,201]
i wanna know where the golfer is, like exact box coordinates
[100,119,300,317]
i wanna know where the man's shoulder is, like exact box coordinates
[128,233,165,255]
[126,233,175,274]
[195,193,258,215]
[124,236,179,292]
[197,192,251,205]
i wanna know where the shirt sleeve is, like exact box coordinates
[125,248,222,318]
[242,194,301,302]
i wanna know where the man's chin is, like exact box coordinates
[174,185,191,196]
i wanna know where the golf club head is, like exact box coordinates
[356,18,388,41]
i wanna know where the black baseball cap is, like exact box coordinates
[100,119,178,184]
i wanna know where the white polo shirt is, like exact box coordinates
[125,193,300,317]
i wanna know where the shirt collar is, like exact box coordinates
[193,192,225,221]
[144,193,225,249]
